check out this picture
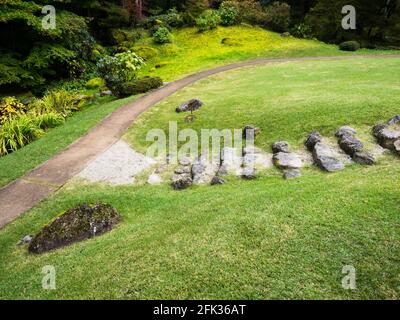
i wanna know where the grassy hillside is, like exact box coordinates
[135,25,396,81]
[126,57,400,153]
[1,58,399,299]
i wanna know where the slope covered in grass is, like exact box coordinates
[0,57,399,299]
[136,25,396,81]
[126,57,400,153]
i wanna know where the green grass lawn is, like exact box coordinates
[135,25,397,81]
[0,96,137,188]
[0,57,399,299]
[126,57,400,153]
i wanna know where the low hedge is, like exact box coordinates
[122,77,163,96]
[339,41,361,51]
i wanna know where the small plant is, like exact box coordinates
[153,27,172,44]
[219,2,238,26]
[339,41,361,51]
[0,97,27,125]
[196,10,221,32]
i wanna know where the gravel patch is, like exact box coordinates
[79,140,156,185]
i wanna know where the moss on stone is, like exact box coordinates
[28,203,121,254]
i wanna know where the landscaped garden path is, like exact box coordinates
[1,54,399,228]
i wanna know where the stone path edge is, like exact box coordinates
[1,54,399,228]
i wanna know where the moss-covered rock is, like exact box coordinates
[28,204,121,254]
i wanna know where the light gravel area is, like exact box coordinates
[78,140,156,185]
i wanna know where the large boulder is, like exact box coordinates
[313,143,345,172]
[339,135,364,156]
[305,131,322,151]
[176,99,203,113]
[273,152,303,169]
[28,204,121,254]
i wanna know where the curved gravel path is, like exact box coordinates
[0,54,399,228]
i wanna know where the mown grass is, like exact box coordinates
[0,57,399,299]
[0,96,137,188]
[136,25,397,81]
[0,162,399,299]
[126,57,400,153]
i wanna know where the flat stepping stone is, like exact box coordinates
[313,143,345,172]
[79,140,156,185]
[273,152,303,169]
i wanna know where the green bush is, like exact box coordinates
[153,27,172,44]
[196,10,221,32]
[219,2,238,26]
[339,41,361,51]
[85,77,105,89]
[0,97,27,125]
[121,76,163,96]
[97,51,145,97]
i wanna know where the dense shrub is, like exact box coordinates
[153,27,173,44]
[85,77,105,90]
[264,2,291,33]
[0,97,27,125]
[339,41,361,51]
[219,2,238,26]
[97,51,145,97]
[196,10,221,32]
[121,76,163,96]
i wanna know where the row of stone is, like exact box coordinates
[169,115,400,190]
